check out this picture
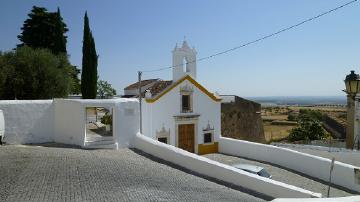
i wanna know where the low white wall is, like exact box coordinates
[54,100,84,146]
[0,99,139,147]
[219,137,360,193]
[114,99,139,148]
[133,133,321,199]
[0,100,54,144]
[0,110,4,137]
[272,143,360,153]
[54,98,139,147]
[272,196,360,202]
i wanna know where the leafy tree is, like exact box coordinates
[97,80,117,98]
[298,109,323,121]
[17,6,80,95]
[52,7,67,54]
[18,6,68,55]
[69,66,81,95]
[288,114,326,142]
[81,12,98,99]
[0,46,71,99]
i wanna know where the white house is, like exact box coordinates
[138,40,222,154]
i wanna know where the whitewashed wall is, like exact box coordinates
[54,99,139,147]
[115,99,139,148]
[133,133,321,198]
[0,99,139,147]
[142,79,221,149]
[53,99,85,146]
[0,100,54,144]
[219,137,360,193]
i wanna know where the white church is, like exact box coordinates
[124,40,222,154]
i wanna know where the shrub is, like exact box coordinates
[101,113,112,125]
[287,113,297,121]
[288,114,326,142]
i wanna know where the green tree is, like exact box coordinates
[52,7,67,54]
[81,12,98,99]
[0,46,71,99]
[17,6,68,55]
[69,66,81,95]
[97,80,117,98]
[288,114,326,142]
[298,109,323,121]
[17,6,81,95]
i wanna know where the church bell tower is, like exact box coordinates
[172,40,197,81]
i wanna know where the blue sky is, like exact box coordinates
[0,0,359,96]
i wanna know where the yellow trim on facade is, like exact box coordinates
[145,75,222,103]
[198,142,219,155]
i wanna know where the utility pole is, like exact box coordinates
[138,71,142,134]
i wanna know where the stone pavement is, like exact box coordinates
[0,145,265,202]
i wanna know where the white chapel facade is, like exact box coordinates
[139,40,222,154]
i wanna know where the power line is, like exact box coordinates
[140,0,358,73]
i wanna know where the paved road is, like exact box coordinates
[0,145,265,202]
[203,153,356,198]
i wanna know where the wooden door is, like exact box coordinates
[178,124,195,153]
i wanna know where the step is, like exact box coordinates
[85,136,113,142]
[83,142,118,150]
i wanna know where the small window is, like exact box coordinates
[158,137,168,144]
[182,95,191,112]
[204,133,212,143]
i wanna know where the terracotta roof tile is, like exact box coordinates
[147,80,173,97]
[124,79,158,90]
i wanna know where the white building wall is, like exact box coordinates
[142,79,220,149]
[0,100,54,144]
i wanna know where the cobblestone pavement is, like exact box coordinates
[0,145,265,202]
[203,153,357,198]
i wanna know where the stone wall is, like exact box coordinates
[323,114,346,139]
[221,96,265,143]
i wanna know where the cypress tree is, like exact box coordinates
[81,12,98,99]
